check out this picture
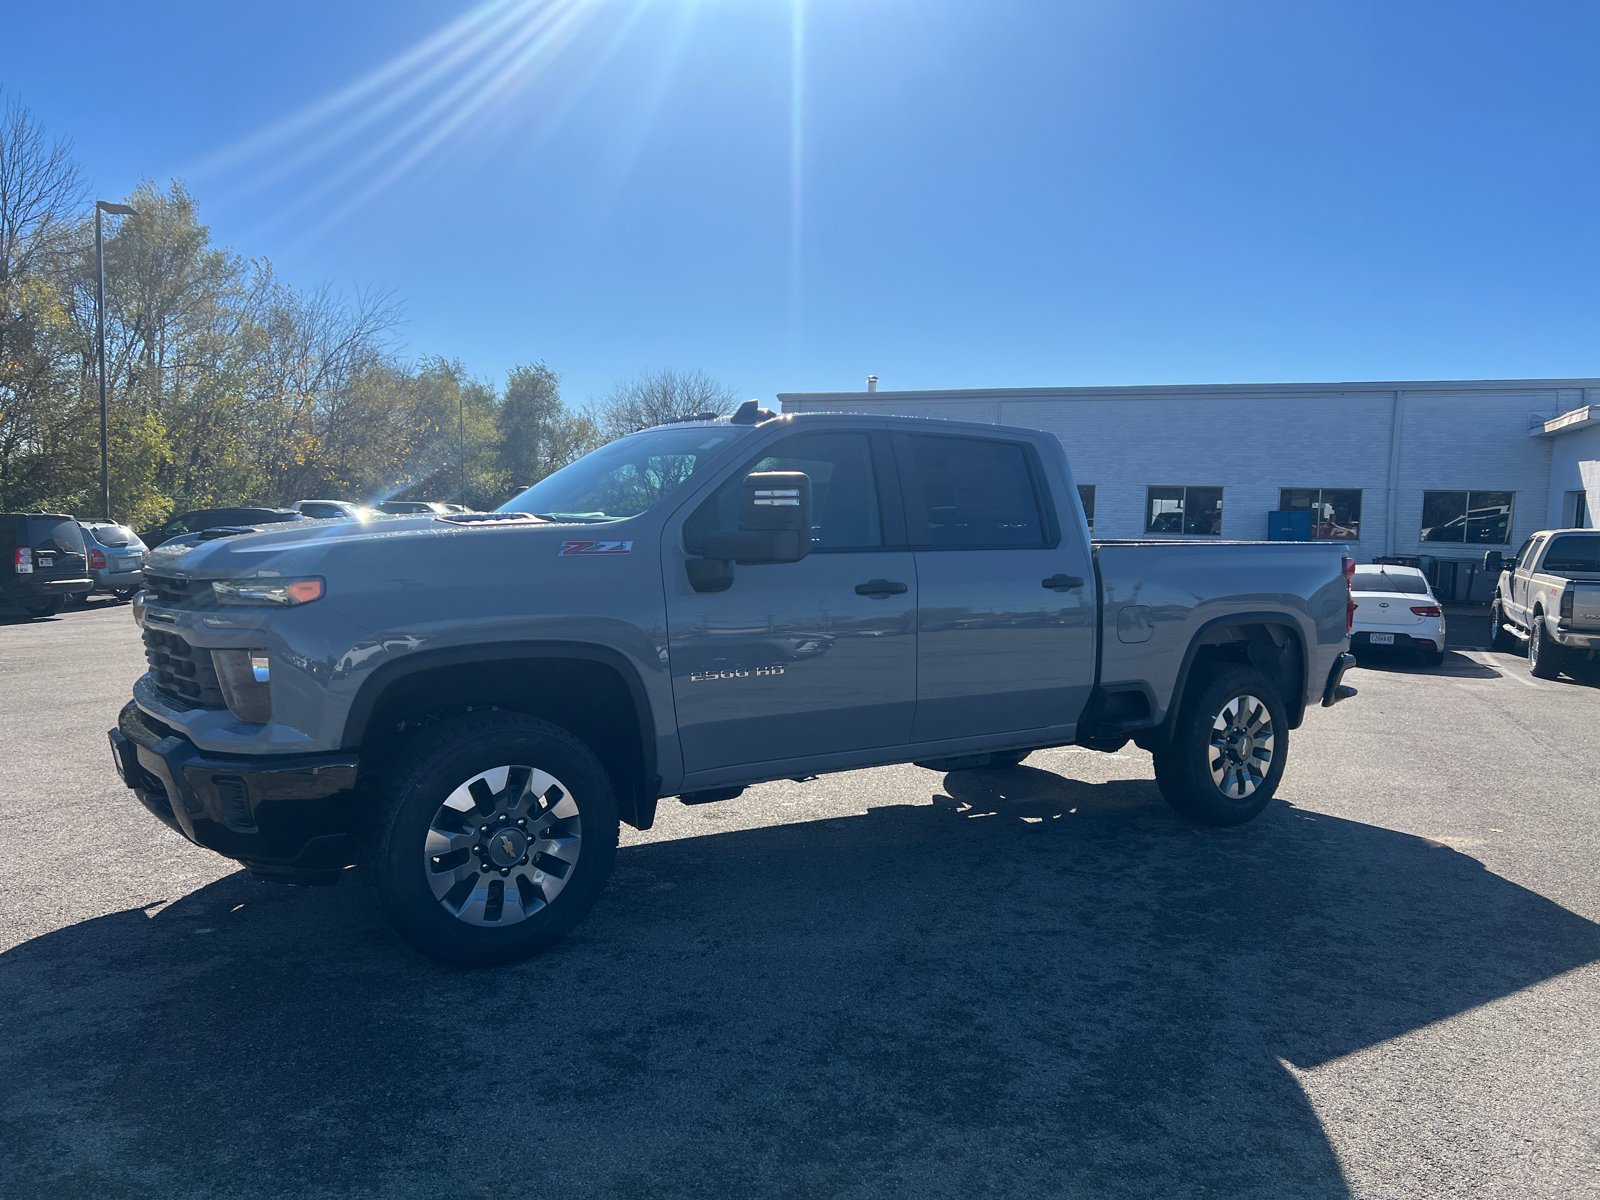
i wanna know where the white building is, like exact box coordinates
[778,378,1600,602]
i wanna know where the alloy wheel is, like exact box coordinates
[423,765,582,926]
[1207,694,1276,800]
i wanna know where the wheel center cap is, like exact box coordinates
[1226,728,1252,761]
[484,827,528,868]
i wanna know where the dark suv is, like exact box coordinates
[1,513,93,617]
[142,507,304,549]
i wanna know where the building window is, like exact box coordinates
[1420,490,1515,545]
[1146,486,1223,536]
[1279,488,1361,540]
[1078,484,1095,531]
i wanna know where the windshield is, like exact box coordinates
[499,426,743,522]
[1351,570,1430,595]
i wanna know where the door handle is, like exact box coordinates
[855,578,908,598]
[1042,574,1085,591]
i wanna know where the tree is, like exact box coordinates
[0,92,86,512]
[498,361,597,489]
[590,367,738,442]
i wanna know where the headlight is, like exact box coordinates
[212,577,324,606]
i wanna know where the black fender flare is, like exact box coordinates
[1137,610,1313,748]
[340,640,661,820]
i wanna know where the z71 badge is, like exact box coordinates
[558,540,633,556]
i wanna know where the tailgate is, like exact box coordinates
[1568,582,1600,630]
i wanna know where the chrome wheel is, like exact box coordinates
[1207,694,1275,800]
[423,765,582,926]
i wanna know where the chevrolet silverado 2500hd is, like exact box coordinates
[110,405,1358,965]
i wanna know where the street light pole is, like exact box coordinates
[459,390,466,503]
[95,200,138,522]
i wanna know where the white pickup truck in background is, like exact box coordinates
[1488,531,1600,680]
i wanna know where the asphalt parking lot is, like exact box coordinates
[3,599,1599,1199]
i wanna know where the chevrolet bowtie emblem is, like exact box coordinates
[499,835,515,855]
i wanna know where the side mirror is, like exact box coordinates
[685,471,812,593]
[1483,550,1504,575]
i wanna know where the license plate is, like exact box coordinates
[37,555,53,568]
[117,556,140,568]
[1368,633,1395,645]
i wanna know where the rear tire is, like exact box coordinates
[1421,649,1445,668]
[1489,601,1516,653]
[364,712,620,966]
[1529,614,1564,680]
[1152,665,1287,827]
[22,596,62,618]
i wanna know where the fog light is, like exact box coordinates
[212,649,272,723]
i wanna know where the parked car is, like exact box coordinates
[141,507,305,548]
[1488,530,1600,679]
[79,521,147,601]
[0,512,93,617]
[1348,564,1446,666]
[374,500,454,516]
[110,405,1357,965]
[291,500,375,521]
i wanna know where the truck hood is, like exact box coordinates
[141,513,564,580]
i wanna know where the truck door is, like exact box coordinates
[891,431,1097,743]
[664,430,917,775]
[1510,536,1539,621]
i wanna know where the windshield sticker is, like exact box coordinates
[559,540,633,556]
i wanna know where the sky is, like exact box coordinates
[5,0,1600,408]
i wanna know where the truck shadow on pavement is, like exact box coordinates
[4,768,1598,1199]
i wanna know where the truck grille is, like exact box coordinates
[143,627,227,709]
[142,571,218,609]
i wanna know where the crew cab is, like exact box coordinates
[109,407,1357,965]
[1488,530,1600,679]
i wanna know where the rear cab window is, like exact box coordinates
[1539,534,1600,576]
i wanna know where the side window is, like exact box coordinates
[685,431,884,553]
[900,435,1047,549]
[1077,484,1095,531]
[1512,538,1535,571]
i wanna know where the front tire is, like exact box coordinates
[1490,601,1516,653]
[365,712,620,966]
[1152,665,1287,827]
[1529,615,1564,680]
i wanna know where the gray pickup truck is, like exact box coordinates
[1488,530,1600,679]
[110,405,1357,964]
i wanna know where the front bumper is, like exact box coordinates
[109,701,361,884]
[1322,651,1358,707]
